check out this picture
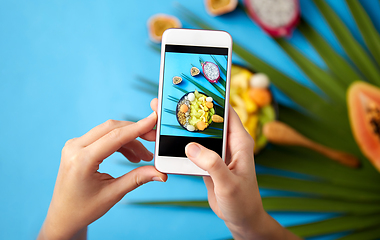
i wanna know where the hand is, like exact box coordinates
[38,112,167,240]
[184,106,301,240]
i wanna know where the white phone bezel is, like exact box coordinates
[154,28,232,176]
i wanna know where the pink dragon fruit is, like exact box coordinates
[244,0,300,37]
[202,61,220,83]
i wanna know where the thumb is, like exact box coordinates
[185,143,232,186]
[111,165,167,198]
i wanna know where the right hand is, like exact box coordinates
[185,106,301,240]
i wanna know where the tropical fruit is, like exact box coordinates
[147,14,181,42]
[244,0,300,37]
[230,64,275,153]
[205,0,238,16]
[202,61,220,83]
[347,81,380,172]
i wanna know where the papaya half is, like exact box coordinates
[347,81,380,172]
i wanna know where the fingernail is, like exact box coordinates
[186,143,201,158]
[148,112,156,119]
[152,176,164,182]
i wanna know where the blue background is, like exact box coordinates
[1,0,380,239]
[160,52,226,138]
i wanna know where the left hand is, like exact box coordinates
[38,111,167,240]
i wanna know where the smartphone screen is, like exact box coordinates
[158,44,229,158]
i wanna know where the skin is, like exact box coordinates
[38,98,301,240]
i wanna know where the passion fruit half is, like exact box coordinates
[205,0,238,16]
[147,14,181,42]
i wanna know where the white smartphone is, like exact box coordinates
[154,28,232,176]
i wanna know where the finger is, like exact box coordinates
[118,147,140,163]
[110,165,168,199]
[150,98,158,112]
[77,120,133,147]
[120,139,153,162]
[140,129,157,142]
[85,112,157,164]
[185,143,233,186]
[228,105,248,135]
[203,176,224,218]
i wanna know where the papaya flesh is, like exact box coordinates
[347,81,380,172]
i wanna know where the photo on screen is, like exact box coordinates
[158,45,228,157]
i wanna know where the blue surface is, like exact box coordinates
[160,52,226,138]
[1,0,380,239]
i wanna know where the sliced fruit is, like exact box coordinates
[242,90,258,113]
[173,76,182,85]
[231,71,250,90]
[212,114,224,123]
[205,0,238,16]
[197,121,207,131]
[248,88,272,107]
[244,0,300,37]
[147,14,181,42]
[246,115,259,139]
[191,67,200,76]
[347,81,380,172]
[235,106,248,124]
[250,73,270,88]
[202,61,220,83]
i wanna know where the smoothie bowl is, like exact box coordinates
[176,90,223,132]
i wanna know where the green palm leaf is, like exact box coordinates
[189,64,226,96]
[197,57,227,90]
[337,226,380,240]
[175,4,350,129]
[287,214,380,238]
[257,174,380,202]
[275,38,347,105]
[133,197,380,214]
[162,124,222,137]
[262,197,380,214]
[210,55,227,89]
[180,73,225,106]
[312,0,380,86]
[297,20,362,88]
[345,0,380,68]
[256,146,380,191]
[133,76,159,96]
[277,105,358,154]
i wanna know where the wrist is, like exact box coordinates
[38,210,87,240]
[226,209,281,240]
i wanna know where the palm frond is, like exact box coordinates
[262,197,380,214]
[287,214,380,238]
[277,105,358,154]
[345,0,380,68]
[162,124,222,137]
[257,174,380,202]
[168,95,179,103]
[297,19,362,88]
[256,146,380,191]
[175,4,349,128]
[210,55,227,80]
[197,58,227,89]
[173,85,188,94]
[337,226,380,240]
[312,0,380,86]
[164,109,176,115]
[275,38,347,105]
[180,73,225,106]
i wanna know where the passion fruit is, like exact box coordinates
[147,14,181,42]
[205,0,238,16]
